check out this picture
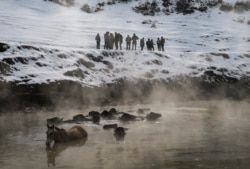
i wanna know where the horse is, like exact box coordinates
[46,124,88,147]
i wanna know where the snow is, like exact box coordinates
[0,0,249,86]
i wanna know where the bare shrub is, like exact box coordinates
[81,4,92,13]
[219,2,233,11]
[234,0,250,12]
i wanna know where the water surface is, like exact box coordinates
[0,100,250,169]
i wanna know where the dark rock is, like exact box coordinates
[36,62,47,67]
[198,6,208,12]
[57,53,67,59]
[152,59,162,65]
[14,57,29,64]
[86,53,103,62]
[18,45,40,51]
[3,57,29,65]
[0,62,12,75]
[204,70,216,76]
[102,60,113,69]
[211,53,230,59]
[76,58,95,68]
[207,2,219,7]
[161,70,169,74]
[0,42,10,52]
[64,68,85,78]
[97,2,105,7]
[2,58,15,65]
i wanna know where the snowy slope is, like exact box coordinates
[0,0,249,86]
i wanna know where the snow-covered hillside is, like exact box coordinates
[0,43,250,86]
[0,0,249,85]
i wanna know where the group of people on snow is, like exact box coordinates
[95,32,165,52]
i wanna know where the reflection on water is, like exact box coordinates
[0,100,250,169]
[46,140,87,167]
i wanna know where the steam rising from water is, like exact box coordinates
[0,100,250,169]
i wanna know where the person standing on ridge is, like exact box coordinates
[119,33,123,50]
[157,37,161,51]
[114,32,119,50]
[140,38,145,51]
[104,32,109,49]
[146,38,151,51]
[95,33,101,49]
[131,33,139,50]
[125,35,131,50]
[150,39,154,51]
[108,33,115,50]
[160,36,165,51]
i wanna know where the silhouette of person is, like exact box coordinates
[160,36,165,51]
[157,37,161,51]
[114,32,119,50]
[150,39,154,51]
[125,35,131,50]
[146,38,151,51]
[140,38,145,51]
[108,33,115,50]
[104,32,109,49]
[95,33,101,49]
[131,33,139,50]
[119,33,123,50]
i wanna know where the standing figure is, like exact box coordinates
[131,33,139,50]
[119,33,123,50]
[160,36,165,51]
[108,33,115,50]
[146,38,151,51]
[125,35,131,50]
[140,38,145,51]
[150,39,154,51]
[157,37,161,51]
[104,32,109,49]
[95,33,101,49]
[114,32,119,50]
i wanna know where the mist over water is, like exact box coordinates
[0,100,250,169]
[0,0,250,168]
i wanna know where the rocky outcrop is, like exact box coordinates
[133,0,217,16]
[0,42,10,52]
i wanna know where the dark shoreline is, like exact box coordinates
[1,75,250,113]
